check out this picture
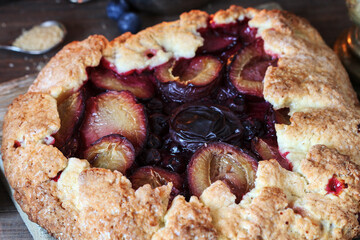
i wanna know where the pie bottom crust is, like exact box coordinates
[2,5,360,240]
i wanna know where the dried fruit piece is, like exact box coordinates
[228,40,277,97]
[54,90,85,148]
[90,68,154,99]
[129,166,182,190]
[84,134,135,173]
[155,56,222,102]
[80,91,147,153]
[251,137,292,171]
[188,142,257,201]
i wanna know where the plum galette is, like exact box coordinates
[2,5,360,240]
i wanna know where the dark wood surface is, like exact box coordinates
[0,0,354,239]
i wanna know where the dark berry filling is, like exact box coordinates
[53,19,285,201]
[170,104,243,152]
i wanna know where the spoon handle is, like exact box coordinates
[0,45,24,52]
[0,45,50,55]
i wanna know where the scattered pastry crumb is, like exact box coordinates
[25,66,30,71]
[1,22,6,28]
[12,24,64,51]
[8,63,14,68]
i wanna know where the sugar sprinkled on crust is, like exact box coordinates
[276,107,360,169]
[153,196,217,240]
[2,92,60,149]
[103,10,208,75]
[57,158,90,212]
[1,93,66,190]
[201,180,322,239]
[76,168,171,239]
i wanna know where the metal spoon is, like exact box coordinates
[0,20,66,55]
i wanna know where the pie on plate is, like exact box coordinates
[2,5,360,240]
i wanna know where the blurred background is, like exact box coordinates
[0,0,355,239]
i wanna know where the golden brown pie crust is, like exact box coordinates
[2,5,360,239]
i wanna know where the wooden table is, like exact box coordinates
[0,0,354,239]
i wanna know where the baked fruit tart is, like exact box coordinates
[2,5,360,239]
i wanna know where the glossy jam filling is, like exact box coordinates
[54,19,291,201]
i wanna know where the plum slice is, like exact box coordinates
[54,90,85,149]
[251,137,292,171]
[80,91,147,154]
[197,19,258,55]
[155,56,222,102]
[188,142,257,202]
[90,68,155,99]
[197,28,237,53]
[129,166,182,191]
[84,134,135,173]
[170,104,243,152]
[228,40,277,97]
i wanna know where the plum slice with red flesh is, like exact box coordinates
[251,137,292,171]
[84,134,134,173]
[228,40,277,97]
[209,19,258,44]
[188,142,257,202]
[90,67,155,99]
[129,166,183,192]
[80,91,147,154]
[54,89,85,149]
[155,56,222,102]
[197,27,237,53]
[197,19,258,55]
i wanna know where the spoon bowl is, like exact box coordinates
[0,20,66,55]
